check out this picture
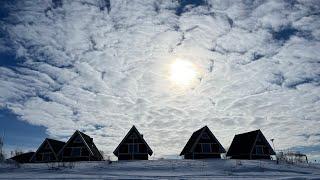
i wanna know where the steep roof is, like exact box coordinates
[226,129,275,156]
[30,138,65,162]
[10,152,34,163]
[180,126,226,155]
[113,125,153,156]
[78,131,103,159]
[47,138,65,154]
[58,130,103,160]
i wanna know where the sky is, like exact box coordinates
[0,0,319,161]
[0,109,46,156]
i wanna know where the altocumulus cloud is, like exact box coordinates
[0,0,319,159]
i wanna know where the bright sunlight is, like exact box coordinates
[170,59,198,86]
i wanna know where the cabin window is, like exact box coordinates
[73,136,82,143]
[71,147,81,156]
[201,143,211,153]
[42,152,51,161]
[128,133,138,139]
[202,132,210,139]
[128,144,139,153]
[256,136,262,143]
[255,146,264,155]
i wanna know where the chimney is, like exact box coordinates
[141,134,143,138]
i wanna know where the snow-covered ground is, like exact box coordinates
[0,159,319,179]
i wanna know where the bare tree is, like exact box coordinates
[11,149,23,157]
[0,136,4,162]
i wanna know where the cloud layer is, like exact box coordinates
[0,0,319,159]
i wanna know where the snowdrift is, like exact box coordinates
[0,159,319,179]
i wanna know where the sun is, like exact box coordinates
[170,59,198,86]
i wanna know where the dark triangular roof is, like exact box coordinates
[47,138,65,155]
[78,131,103,159]
[226,129,275,156]
[30,138,65,161]
[180,126,226,155]
[58,130,103,159]
[10,152,34,163]
[113,125,153,156]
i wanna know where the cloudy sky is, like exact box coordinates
[0,0,319,160]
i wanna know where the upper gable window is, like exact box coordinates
[74,135,82,143]
[256,136,262,142]
[202,132,210,139]
[128,133,138,139]
[44,143,50,149]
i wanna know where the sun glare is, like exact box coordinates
[170,59,198,86]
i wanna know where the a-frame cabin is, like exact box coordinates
[226,129,275,159]
[30,138,65,163]
[58,130,103,162]
[113,125,153,160]
[180,126,226,159]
